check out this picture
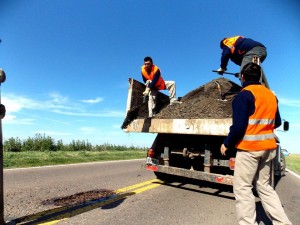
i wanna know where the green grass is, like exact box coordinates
[285,154,300,175]
[3,150,147,169]
[4,151,300,175]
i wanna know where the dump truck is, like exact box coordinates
[121,77,289,186]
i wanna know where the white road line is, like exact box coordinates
[286,169,300,179]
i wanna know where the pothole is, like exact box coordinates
[42,189,116,207]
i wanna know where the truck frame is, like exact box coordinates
[122,78,288,187]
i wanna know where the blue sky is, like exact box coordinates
[0,0,299,153]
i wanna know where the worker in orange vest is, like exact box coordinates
[217,36,267,77]
[220,62,292,225]
[141,56,181,118]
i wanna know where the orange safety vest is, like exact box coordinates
[235,85,277,151]
[222,36,243,54]
[141,65,166,90]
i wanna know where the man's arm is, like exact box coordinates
[275,98,282,129]
[223,90,255,148]
[220,47,231,69]
[141,72,147,83]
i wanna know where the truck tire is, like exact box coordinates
[280,151,286,176]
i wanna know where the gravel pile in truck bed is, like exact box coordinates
[141,77,242,119]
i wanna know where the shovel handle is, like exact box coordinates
[212,70,239,77]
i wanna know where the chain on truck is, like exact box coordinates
[121,67,289,187]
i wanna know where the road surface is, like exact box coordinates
[4,159,300,225]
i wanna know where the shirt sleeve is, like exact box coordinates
[142,72,147,83]
[275,98,282,129]
[220,47,231,69]
[223,90,255,148]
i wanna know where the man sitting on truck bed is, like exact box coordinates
[220,62,291,225]
[141,56,181,118]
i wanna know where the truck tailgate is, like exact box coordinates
[123,118,231,135]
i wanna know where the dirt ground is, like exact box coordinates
[145,77,242,119]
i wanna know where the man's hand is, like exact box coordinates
[0,104,6,119]
[217,67,226,75]
[220,144,228,156]
[143,87,150,96]
[234,73,240,78]
[145,80,152,86]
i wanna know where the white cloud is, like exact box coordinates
[48,92,70,104]
[278,97,300,107]
[79,127,97,134]
[80,97,103,104]
[52,109,124,117]
[2,95,39,112]
[3,117,35,125]
[1,93,123,123]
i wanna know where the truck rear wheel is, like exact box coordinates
[280,151,286,176]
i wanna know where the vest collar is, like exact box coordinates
[242,81,261,88]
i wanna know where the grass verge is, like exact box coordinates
[4,150,147,169]
[285,154,300,175]
[4,151,300,176]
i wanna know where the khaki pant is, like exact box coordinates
[234,150,292,225]
[148,81,177,117]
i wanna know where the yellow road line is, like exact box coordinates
[115,178,162,193]
[131,182,162,194]
[16,179,164,225]
[41,219,66,225]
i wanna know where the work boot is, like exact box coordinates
[148,113,155,118]
[170,99,182,105]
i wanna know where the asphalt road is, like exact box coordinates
[3,159,300,225]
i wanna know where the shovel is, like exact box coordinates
[212,70,240,78]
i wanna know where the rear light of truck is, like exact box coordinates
[229,158,235,170]
[147,148,155,158]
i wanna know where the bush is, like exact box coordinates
[3,134,145,152]
[68,140,93,151]
[20,134,56,152]
[4,137,22,152]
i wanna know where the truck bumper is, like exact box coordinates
[146,164,234,186]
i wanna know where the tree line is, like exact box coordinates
[3,133,146,152]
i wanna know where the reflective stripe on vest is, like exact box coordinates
[235,85,277,151]
[248,118,275,125]
[243,133,275,141]
[141,65,166,90]
[223,36,243,54]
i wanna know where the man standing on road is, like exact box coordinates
[220,62,292,225]
[141,56,180,118]
[217,36,267,77]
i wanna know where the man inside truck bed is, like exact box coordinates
[217,36,267,82]
[220,63,292,225]
[141,56,181,118]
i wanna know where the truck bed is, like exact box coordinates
[122,78,233,135]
